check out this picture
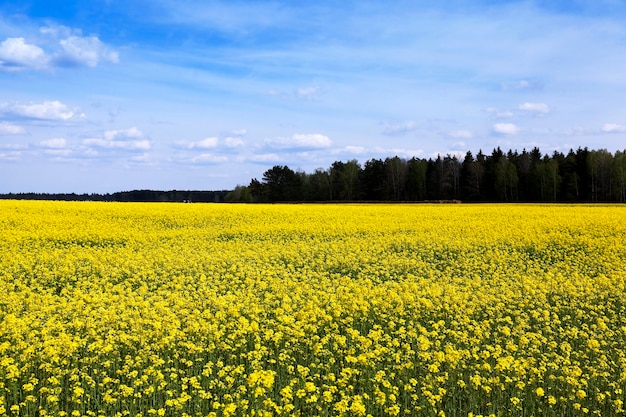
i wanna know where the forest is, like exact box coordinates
[2,147,625,203]
[230,147,626,203]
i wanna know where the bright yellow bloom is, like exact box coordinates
[0,201,625,417]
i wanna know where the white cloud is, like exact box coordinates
[185,137,219,149]
[0,26,118,71]
[344,146,366,154]
[224,137,245,147]
[57,35,119,68]
[84,138,150,150]
[519,102,551,115]
[172,129,251,152]
[83,127,150,151]
[293,133,331,147]
[1,100,82,121]
[176,135,247,150]
[266,133,331,149]
[0,122,26,135]
[601,123,626,133]
[493,123,520,135]
[39,138,67,148]
[103,127,144,141]
[0,37,48,71]
[83,138,150,150]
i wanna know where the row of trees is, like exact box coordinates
[228,147,626,203]
[0,190,230,202]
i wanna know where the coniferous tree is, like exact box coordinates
[406,157,428,201]
[614,151,626,202]
[362,159,389,200]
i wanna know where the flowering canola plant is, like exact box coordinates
[1,201,625,417]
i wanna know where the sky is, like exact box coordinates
[1,0,626,193]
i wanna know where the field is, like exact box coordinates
[1,201,626,417]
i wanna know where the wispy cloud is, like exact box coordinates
[265,133,331,149]
[0,143,27,150]
[82,127,150,151]
[146,0,295,35]
[295,86,321,100]
[486,107,514,119]
[601,123,626,133]
[56,35,119,68]
[223,137,245,147]
[39,138,67,148]
[174,132,247,151]
[183,137,218,150]
[0,100,84,121]
[381,121,417,136]
[0,121,26,135]
[267,85,323,101]
[343,146,367,154]
[0,150,24,161]
[493,123,520,135]
[191,153,228,164]
[519,102,551,116]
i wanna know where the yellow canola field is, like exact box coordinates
[1,201,626,417]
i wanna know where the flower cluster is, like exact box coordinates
[1,201,625,416]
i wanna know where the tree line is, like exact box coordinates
[227,147,626,203]
[0,190,230,202]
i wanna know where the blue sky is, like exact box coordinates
[1,0,626,193]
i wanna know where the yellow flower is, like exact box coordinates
[2,202,626,417]
[350,396,366,416]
